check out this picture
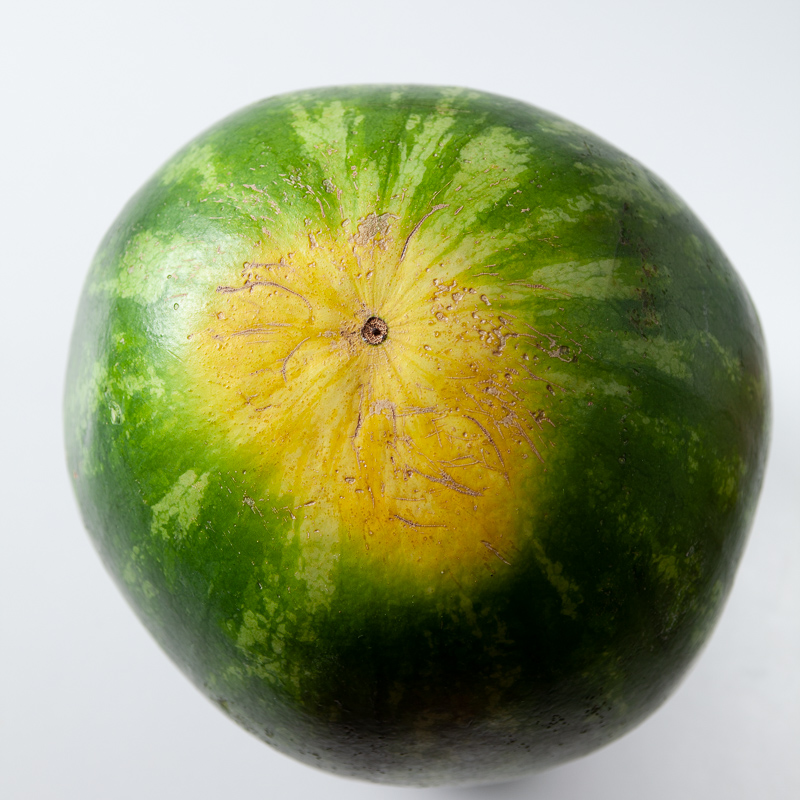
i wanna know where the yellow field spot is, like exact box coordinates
[186,209,559,581]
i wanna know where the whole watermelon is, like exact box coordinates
[65,86,769,786]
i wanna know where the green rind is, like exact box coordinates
[65,86,769,785]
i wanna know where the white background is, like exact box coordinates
[1,1,798,798]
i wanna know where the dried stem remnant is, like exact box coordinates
[361,317,388,345]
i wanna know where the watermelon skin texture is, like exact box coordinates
[65,86,769,786]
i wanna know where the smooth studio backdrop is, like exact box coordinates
[1,1,798,798]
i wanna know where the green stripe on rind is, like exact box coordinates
[65,86,769,786]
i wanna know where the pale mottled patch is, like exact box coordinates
[91,228,244,306]
[535,206,579,229]
[565,194,596,213]
[537,117,591,142]
[585,377,634,399]
[237,609,271,648]
[434,127,530,234]
[385,125,532,283]
[713,455,745,507]
[654,553,680,582]
[68,348,165,474]
[289,101,391,224]
[121,547,159,603]
[621,336,691,381]
[292,527,339,611]
[289,101,351,199]
[234,604,303,691]
[291,100,351,154]
[89,229,167,304]
[160,143,220,193]
[65,358,111,481]
[505,259,633,301]
[150,470,210,540]
[530,539,583,618]
[70,359,108,424]
[685,429,702,473]
[702,332,743,384]
[575,160,683,223]
[118,363,166,400]
[389,110,457,203]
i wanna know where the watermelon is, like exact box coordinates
[64,86,770,786]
